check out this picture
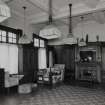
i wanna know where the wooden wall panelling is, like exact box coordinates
[0,69,4,88]
[101,46,105,82]
[18,45,23,74]
[53,45,75,80]
[20,45,38,84]
[54,46,63,64]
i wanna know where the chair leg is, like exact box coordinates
[7,87,10,94]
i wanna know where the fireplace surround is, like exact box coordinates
[75,43,102,83]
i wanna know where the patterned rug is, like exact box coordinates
[2,84,105,105]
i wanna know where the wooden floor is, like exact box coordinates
[0,81,105,105]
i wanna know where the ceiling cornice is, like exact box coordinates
[6,0,14,3]
[27,0,59,14]
[29,0,105,24]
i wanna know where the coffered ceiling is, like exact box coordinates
[3,0,105,25]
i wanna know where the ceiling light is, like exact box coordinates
[39,0,61,39]
[62,4,77,45]
[18,6,32,44]
[78,16,86,46]
[0,0,11,22]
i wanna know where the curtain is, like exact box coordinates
[0,43,18,74]
[49,51,53,67]
[38,48,47,69]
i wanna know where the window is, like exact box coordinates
[0,29,18,44]
[0,25,20,74]
[33,34,47,69]
[0,43,18,74]
[0,30,6,42]
[34,38,39,47]
[40,39,45,48]
[34,38,45,48]
[38,48,47,69]
[8,32,17,43]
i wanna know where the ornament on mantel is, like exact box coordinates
[96,35,99,42]
[86,34,89,44]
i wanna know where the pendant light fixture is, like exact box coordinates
[18,6,31,44]
[62,4,77,45]
[0,0,11,22]
[39,0,61,39]
[78,16,86,46]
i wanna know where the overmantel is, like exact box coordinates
[75,42,102,63]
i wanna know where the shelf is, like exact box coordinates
[79,78,96,81]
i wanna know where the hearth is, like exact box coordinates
[78,63,97,81]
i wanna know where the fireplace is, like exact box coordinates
[80,69,96,81]
[75,43,101,83]
[77,62,98,81]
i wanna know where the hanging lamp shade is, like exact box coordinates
[0,0,11,22]
[39,0,61,39]
[39,24,61,39]
[18,6,31,44]
[62,33,77,44]
[62,4,77,45]
[62,33,77,45]
[18,33,31,44]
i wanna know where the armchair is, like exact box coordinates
[43,64,65,85]
[54,64,65,81]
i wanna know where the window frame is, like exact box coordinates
[33,33,47,48]
[0,25,21,44]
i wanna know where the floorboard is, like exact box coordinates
[0,81,105,105]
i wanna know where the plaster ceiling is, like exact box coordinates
[3,0,105,25]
